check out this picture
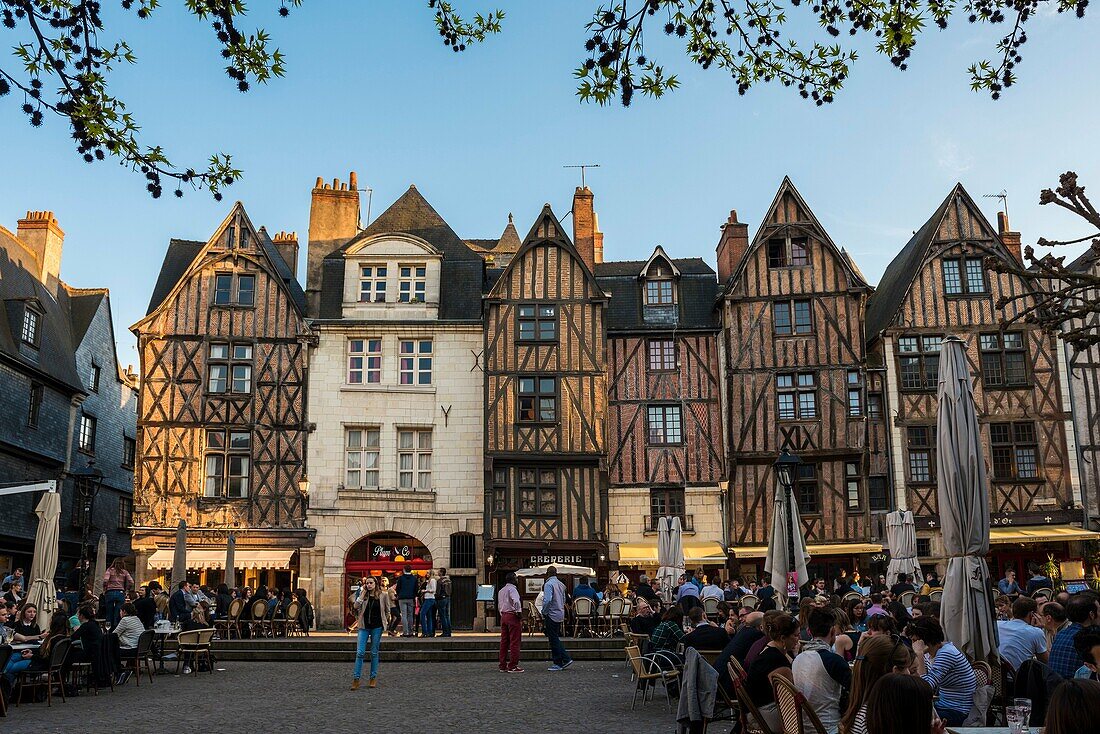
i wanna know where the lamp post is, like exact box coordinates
[774,449,802,612]
[73,462,105,595]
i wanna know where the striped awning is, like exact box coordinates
[146,548,294,570]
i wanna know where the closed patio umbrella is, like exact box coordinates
[936,337,998,663]
[91,532,108,597]
[885,510,923,588]
[656,516,676,602]
[170,518,187,591]
[224,533,237,590]
[25,490,61,616]
[764,481,809,610]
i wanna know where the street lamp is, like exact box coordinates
[73,462,105,594]
[773,449,802,612]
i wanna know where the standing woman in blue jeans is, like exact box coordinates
[351,576,389,690]
[101,558,134,629]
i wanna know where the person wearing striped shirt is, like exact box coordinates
[906,617,977,726]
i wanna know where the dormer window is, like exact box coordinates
[359,265,388,303]
[20,307,40,347]
[644,262,676,305]
[767,236,810,268]
[398,265,426,303]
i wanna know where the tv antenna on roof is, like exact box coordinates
[983,190,1009,221]
[564,163,600,188]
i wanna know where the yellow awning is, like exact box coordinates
[729,542,883,559]
[617,542,727,565]
[147,548,294,570]
[989,525,1100,545]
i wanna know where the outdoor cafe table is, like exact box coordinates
[10,643,40,652]
[947,728,1017,733]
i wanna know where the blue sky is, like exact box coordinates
[1,3,1097,362]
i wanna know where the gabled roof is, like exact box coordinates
[66,287,106,346]
[318,185,483,320]
[595,248,719,331]
[865,183,1004,339]
[465,214,523,257]
[724,176,871,295]
[1067,243,1100,273]
[146,239,204,314]
[594,256,714,278]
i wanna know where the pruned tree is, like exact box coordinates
[992,171,1100,351]
[0,1,1088,198]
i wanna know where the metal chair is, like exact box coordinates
[770,669,827,734]
[731,663,775,734]
[14,638,71,707]
[214,597,244,640]
[740,594,759,611]
[625,644,679,712]
[123,629,157,686]
[572,597,596,637]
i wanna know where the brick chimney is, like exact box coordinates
[306,172,360,315]
[716,210,749,283]
[17,211,65,292]
[572,186,597,270]
[593,212,604,265]
[272,230,299,274]
[997,211,1023,264]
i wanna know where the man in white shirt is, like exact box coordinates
[701,576,725,601]
[792,608,851,734]
[419,570,438,638]
[997,596,1049,671]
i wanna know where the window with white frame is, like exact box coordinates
[207,343,252,394]
[647,405,683,444]
[942,256,987,295]
[398,429,432,490]
[777,372,817,420]
[204,430,251,498]
[847,370,863,416]
[358,265,388,303]
[347,339,382,385]
[399,340,432,385]
[89,362,101,393]
[990,422,1039,480]
[398,265,426,303]
[345,428,380,488]
[21,307,39,346]
[647,339,676,371]
[845,461,861,511]
[78,413,97,453]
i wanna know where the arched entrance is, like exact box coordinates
[342,532,433,628]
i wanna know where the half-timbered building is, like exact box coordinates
[131,205,314,589]
[484,189,609,588]
[302,180,486,629]
[866,185,1085,576]
[595,247,726,579]
[719,179,885,583]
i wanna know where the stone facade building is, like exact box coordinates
[131,204,314,589]
[0,211,137,582]
[302,180,486,629]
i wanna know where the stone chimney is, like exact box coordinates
[997,211,1023,264]
[272,230,299,274]
[17,210,65,292]
[716,210,749,283]
[306,172,360,315]
[593,212,604,265]
[572,186,598,270]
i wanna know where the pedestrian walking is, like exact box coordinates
[350,576,389,690]
[541,566,573,671]
[420,569,438,637]
[395,565,418,637]
[498,571,523,672]
[436,567,453,637]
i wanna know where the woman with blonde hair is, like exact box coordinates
[840,633,915,734]
[351,575,390,690]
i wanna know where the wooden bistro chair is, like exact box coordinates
[625,644,679,712]
[175,628,216,675]
[279,600,302,637]
[898,590,916,608]
[572,597,596,638]
[771,669,827,734]
[14,638,71,707]
[841,591,863,604]
[1032,587,1054,602]
[731,664,775,734]
[703,596,721,621]
[214,598,245,640]
[248,598,270,638]
[524,601,543,637]
[123,629,157,686]
[608,597,627,635]
[727,655,748,683]
[928,590,943,602]
[739,594,759,611]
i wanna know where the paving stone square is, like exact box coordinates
[2,661,697,733]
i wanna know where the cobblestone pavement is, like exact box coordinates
[2,662,693,733]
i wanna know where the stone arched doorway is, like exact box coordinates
[342,532,433,626]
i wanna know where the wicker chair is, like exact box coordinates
[703,596,721,620]
[770,669,827,734]
[248,598,270,638]
[214,598,244,640]
[625,644,679,711]
[1031,587,1054,601]
[928,590,943,602]
[740,594,760,611]
[175,628,216,675]
[731,665,776,734]
[572,597,596,638]
[841,591,864,604]
[122,629,157,686]
[727,655,748,682]
[524,601,543,636]
[898,590,916,608]
[14,638,71,707]
[280,600,302,637]
[608,597,627,634]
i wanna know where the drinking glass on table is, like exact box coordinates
[1006,705,1028,734]
[1013,698,1032,730]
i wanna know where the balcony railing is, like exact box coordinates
[646,514,694,533]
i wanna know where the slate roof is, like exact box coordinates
[465,215,523,258]
[66,288,106,346]
[319,186,484,321]
[595,256,720,332]
[1067,244,1100,273]
[146,239,204,315]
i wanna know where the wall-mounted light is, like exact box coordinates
[486,554,495,566]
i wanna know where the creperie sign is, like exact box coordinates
[529,555,586,566]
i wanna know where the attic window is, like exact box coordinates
[644,262,676,306]
[767,236,810,268]
[21,307,40,347]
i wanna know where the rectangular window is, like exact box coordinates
[492,468,508,516]
[122,436,136,469]
[907,426,937,483]
[399,340,433,385]
[213,273,255,306]
[345,428,380,488]
[796,464,819,514]
[208,342,252,394]
[358,265,388,303]
[517,468,558,517]
[767,236,809,268]
[236,275,255,306]
[897,335,943,391]
[990,421,1039,480]
[21,308,39,345]
[28,382,43,428]
[78,413,97,453]
[777,372,817,420]
[867,393,883,420]
[916,538,931,558]
[518,376,557,423]
[517,304,557,342]
[647,405,683,445]
[398,429,432,490]
[980,332,1028,388]
[774,299,813,335]
[645,279,674,305]
[647,339,677,371]
[347,339,382,385]
[942,257,987,295]
[214,273,233,305]
[869,476,890,511]
[650,487,686,529]
[846,461,861,511]
[203,430,251,498]
[89,363,101,393]
[118,496,133,531]
[847,370,863,416]
[398,265,427,303]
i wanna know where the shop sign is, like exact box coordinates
[529,554,589,566]
[374,544,413,562]
[870,553,888,563]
